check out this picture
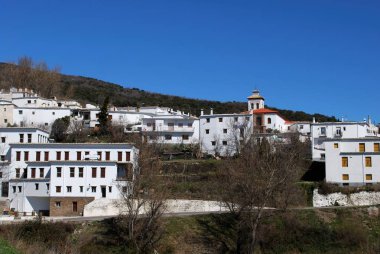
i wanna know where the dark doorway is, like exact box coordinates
[72,201,78,212]
[101,186,106,198]
[1,182,8,197]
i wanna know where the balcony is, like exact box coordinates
[142,127,195,133]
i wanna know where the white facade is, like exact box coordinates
[311,122,379,161]
[0,128,50,198]
[199,113,253,156]
[12,107,72,129]
[7,143,138,215]
[142,115,200,144]
[325,138,380,186]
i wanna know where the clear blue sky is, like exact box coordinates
[1,0,379,122]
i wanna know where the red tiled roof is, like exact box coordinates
[252,108,278,114]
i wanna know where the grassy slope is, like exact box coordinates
[0,238,19,254]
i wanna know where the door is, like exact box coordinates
[72,201,77,212]
[101,186,106,198]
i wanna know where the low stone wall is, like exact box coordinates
[83,198,228,217]
[313,189,380,207]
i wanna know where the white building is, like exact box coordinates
[8,143,138,216]
[0,128,50,198]
[325,138,380,186]
[0,88,75,129]
[199,110,253,156]
[142,115,199,144]
[311,121,379,161]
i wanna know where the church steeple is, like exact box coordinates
[247,90,265,111]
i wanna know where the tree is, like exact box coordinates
[113,137,168,253]
[216,134,304,253]
[97,96,110,135]
[50,116,70,142]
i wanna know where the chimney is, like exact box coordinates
[210,108,214,115]
[312,117,316,123]
[368,115,371,125]
[200,109,204,116]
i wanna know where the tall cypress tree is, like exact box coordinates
[98,96,110,135]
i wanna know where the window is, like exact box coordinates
[12,186,16,193]
[31,168,36,178]
[19,134,24,143]
[187,122,192,127]
[85,151,89,160]
[374,143,380,152]
[223,129,227,134]
[320,127,326,136]
[219,118,223,122]
[101,167,106,178]
[336,127,342,136]
[97,151,102,161]
[206,118,210,123]
[52,112,55,115]
[366,174,372,181]
[1,137,5,143]
[105,152,110,161]
[18,110,23,115]
[17,186,21,193]
[46,183,49,190]
[300,125,304,130]
[118,152,122,161]
[359,143,365,152]
[91,186,96,193]
[70,167,75,177]
[205,129,210,134]
[334,143,339,149]
[16,151,21,161]
[77,151,81,160]
[39,168,44,178]
[32,111,35,115]
[92,167,97,178]
[267,118,272,124]
[35,183,39,190]
[57,167,62,177]
[44,151,49,161]
[27,100,31,104]
[55,201,61,207]
[234,117,238,122]
[365,157,372,167]
[122,186,128,193]
[36,151,41,161]
[147,122,152,127]
[65,151,69,160]
[56,186,61,193]
[342,174,349,181]
[182,135,189,140]
[4,119,7,124]
[109,186,112,193]
[67,186,72,192]
[125,152,131,161]
[256,103,259,109]
[178,123,183,128]
[79,186,83,192]
[222,141,227,146]
[211,141,216,146]
[24,151,29,161]
[27,134,32,143]
[79,167,84,178]
[16,168,20,178]
[56,151,61,161]
[342,157,348,167]
[165,135,172,140]
[0,155,4,162]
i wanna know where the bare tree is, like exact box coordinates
[114,138,168,253]
[216,134,304,253]
[0,56,61,97]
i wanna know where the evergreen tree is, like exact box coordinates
[98,96,110,135]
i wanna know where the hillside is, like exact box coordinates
[0,62,337,122]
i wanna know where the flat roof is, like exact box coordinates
[9,143,136,148]
[0,127,49,134]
